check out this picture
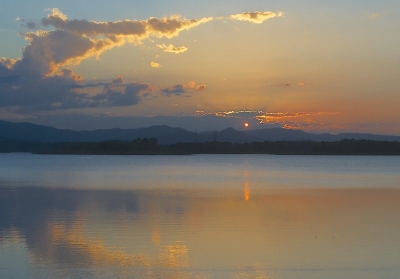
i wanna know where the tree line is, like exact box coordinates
[46,138,400,155]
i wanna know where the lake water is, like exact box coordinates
[1,153,400,279]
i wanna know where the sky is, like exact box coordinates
[1,0,399,134]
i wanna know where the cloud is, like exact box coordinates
[161,84,185,96]
[229,11,283,24]
[0,68,150,113]
[150,61,162,68]
[112,75,124,84]
[0,8,286,80]
[93,83,149,106]
[0,9,276,115]
[41,8,212,41]
[187,81,206,91]
[12,29,117,79]
[0,57,18,70]
[255,112,341,129]
[7,9,212,79]
[4,8,218,112]
[160,81,207,96]
[157,44,188,54]
[285,82,304,87]
[195,84,207,91]
[16,17,37,29]
[0,75,20,83]
[212,110,265,118]
[188,81,196,88]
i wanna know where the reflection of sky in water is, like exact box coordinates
[1,154,400,278]
[0,154,400,190]
[1,187,400,279]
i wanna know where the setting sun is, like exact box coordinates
[244,122,249,128]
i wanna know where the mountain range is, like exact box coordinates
[1,119,400,145]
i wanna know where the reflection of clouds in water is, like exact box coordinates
[0,189,194,278]
[50,222,151,267]
[2,187,400,278]
[51,223,191,269]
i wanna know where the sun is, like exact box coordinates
[244,122,249,128]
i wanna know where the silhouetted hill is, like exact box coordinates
[0,121,193,144]
[215,127,262,143]
[1,120,400,145]
[245,127,324,141]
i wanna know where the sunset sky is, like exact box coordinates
[1,0,399,134]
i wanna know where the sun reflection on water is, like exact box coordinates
[243,182,250,202]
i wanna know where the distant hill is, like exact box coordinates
[1,119,400,145]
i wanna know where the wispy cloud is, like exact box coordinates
[229,11,283,24]
[157,44,188,54]
[254,112,342,130]
[205,110,265,118]
[256,112,340,122]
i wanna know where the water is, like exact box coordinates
[1,153,400,278]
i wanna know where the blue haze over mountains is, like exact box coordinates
[1,120,400,145]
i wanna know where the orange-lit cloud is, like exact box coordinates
[230,11,283,24]
[188,81,207,91]
[213,110,265,118]
[285,81,304,87]
[0,57,18,69]
[42,8,212,40]
[255,112,342,130]
[10,8,212,78]
[199,110,342,131]
[57,68,83,82]
[157,44,188,54]
[195,84,207,91]
[150,61,162,68]
[256,112,341,123]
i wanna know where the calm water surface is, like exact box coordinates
[1,153,400,278]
